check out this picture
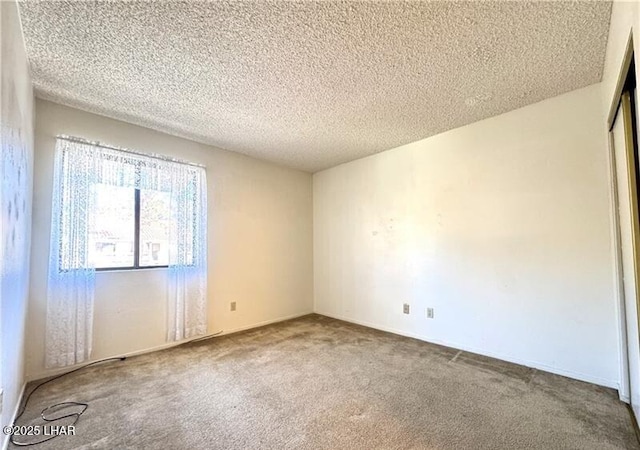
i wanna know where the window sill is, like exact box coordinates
[96,266,168,273]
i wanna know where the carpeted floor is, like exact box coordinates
[11,314,639,449]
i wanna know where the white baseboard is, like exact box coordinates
[27,309,618,390]
[315,310,619,390]
[2,382,26,450]
[219,311,315,336]
[27,310,314,382]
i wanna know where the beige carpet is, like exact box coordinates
[12,314,639,449]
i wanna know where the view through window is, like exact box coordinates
[88,184,171,269]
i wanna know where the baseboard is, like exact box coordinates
[2,382,26,450]
[315,310,619,389]
[26,310,314,382]
[216,311,315,337]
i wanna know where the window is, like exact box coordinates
[89,185,171,269]
[46,137,208,361]
[53,137,206,273]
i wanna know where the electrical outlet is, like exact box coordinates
[427,308,434,319]
[403,303,410,314]
[230,302,236,312]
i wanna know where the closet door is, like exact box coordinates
[613,90,640,417]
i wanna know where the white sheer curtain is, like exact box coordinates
[46,137,207,368]
[45,140,99,368]
[167,164,208,341]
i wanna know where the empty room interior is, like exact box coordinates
[3,0,640,448]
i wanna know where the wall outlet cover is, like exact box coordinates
[403,303,410,314]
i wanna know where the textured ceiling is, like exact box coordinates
[18,1,612,172]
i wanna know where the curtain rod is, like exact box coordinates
[56,135,206,169]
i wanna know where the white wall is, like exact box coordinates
[0,0,34,445]
[314,83,619,387]
[27,99,313,381]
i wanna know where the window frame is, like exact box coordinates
[55,142,203,273]
[95,186,169,272]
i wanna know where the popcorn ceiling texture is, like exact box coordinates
[18,1,612,172]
